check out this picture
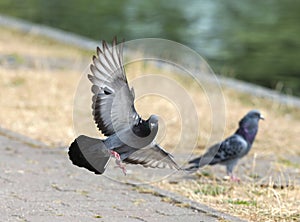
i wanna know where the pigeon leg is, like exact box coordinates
[229,174,240,182]
[110,150,120,160]
[110,150,127,175]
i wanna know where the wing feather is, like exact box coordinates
[205,134,248,165]
[188,134,248,168]
[123,143,179,169]
[89,38,140,136]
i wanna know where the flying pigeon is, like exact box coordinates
[68,38,179,175]
[186,110,264,181]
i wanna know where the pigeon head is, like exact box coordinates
[147,115,159,130]
[236,110,264,144]
[131,114,158,139]
[127,114,159,149]
[240,110,264,124]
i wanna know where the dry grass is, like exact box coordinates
[157,178,300,221]
[0,26,299,221]
[0,27,90,146]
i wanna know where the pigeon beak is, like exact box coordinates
[259,114,265,120]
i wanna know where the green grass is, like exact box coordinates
[278,157,300,168]
[93,215,102,218]
[9,76,26,87]
[194,184,227,196]
[248,173,261,179]
[227,199,257,207]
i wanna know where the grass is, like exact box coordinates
[0,26,90,146]
[278,158,300,168]
[226,199,257,207]
[194,184,227,196]
[156,179,300,221]
[0,26,299,221]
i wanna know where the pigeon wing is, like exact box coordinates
[89,38,140,136]
[208,134,248,165]
[188,134,248,168]
[123,143,180,170]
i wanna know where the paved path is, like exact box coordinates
[0,127,244,222]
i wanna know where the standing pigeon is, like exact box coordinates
[68,38,179,175]
[186,110,264,181]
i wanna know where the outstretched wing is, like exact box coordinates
[88,38,140,136]
[123,143,180,169]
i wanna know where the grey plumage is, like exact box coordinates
[186,110,264,180]
[68,38,179,175]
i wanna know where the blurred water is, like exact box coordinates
[0,0,299,96]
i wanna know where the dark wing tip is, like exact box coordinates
[112,36,117,47]
[96,46,102,55]
[87,73,93,81]
[102,40,109,52]
[89,64,95,73]
[188,156,201,164]
[183,165,199,173]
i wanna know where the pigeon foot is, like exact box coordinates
[230,174,240,182]
[110,150,127,175]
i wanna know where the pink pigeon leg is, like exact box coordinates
[115,159,127,175]
[110,150,127,175]
[229,173,240,182]
[110,150,120,160]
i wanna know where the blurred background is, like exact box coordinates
[1,0,299,96]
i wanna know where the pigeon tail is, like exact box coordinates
[185,152,220,172]
[184,164,200,173]
[184,156,202,172]
[68,135,111,175]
